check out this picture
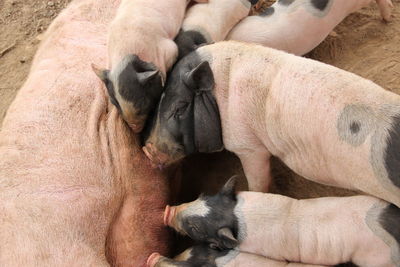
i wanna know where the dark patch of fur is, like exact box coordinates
[175,30,208,60]
[177,180,239,250]
[278,0,295,5]
[379,204,400,247]
[117,55,163,116]
[156,245,230,267]
[249,0,259,5]
[350,121,361,134]
[311,0,330,11]
[147,51,223,156]
[384,115,400,188]
[259,6,275,16]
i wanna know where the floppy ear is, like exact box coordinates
[137,70,163,99]
[193,90,223,153]
[220,176,238,198]
[184,61,214,92]
[217,227,238,249]
[91,63,109,84]
[188,61,223,153]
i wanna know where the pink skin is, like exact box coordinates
[166,193,396,266]
[193,41,400,205]
[108,0,208,74]
[182,0,251,43]
[228,0,393,56]
[0,0,172,265]
[147,253,161,267]
[146,250,329,267]
[234,192,395,266]
[104,0,209,132]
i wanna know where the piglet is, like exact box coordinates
[227,0,393,56]
[175,0,254,59]
[92,0,207,133]
[164,177,400,266]
[146,244,328,267]
[143,41,400,208]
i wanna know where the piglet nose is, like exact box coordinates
[163,205,176,227]
[129,122,144,133]
[146,252,161,267]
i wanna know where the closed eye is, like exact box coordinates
[174,102,189,118]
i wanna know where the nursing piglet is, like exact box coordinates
[164,177,400,266]
[93,0,206,132]
[227,0,393,55]
[146,244,327,267]
[143,41,400,207]
[175,0,254,59]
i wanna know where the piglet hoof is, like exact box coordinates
[147,252,161,267]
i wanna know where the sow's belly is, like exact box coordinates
[0,0,171,266]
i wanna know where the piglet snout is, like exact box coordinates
[163,205,176,227]
[128,122,144,133]
[142,143,169,169]
[146,252,161,267]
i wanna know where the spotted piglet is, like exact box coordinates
[227,0,393,55]
[146,244,328,267]
[144,41,400,207]
[92,0,207,132]
[163,177,400,266]
[174,0,255,59]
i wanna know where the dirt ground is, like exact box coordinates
[1,0,400,262]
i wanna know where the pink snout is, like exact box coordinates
[142,143,171,170]
[163,205,176,227]
[128,122,144,133]
[146,252,161,267]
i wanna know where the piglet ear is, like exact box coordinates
[220,176,238,197]
[193,89,223,153]
[217,227,238,249]
[138,70,163,100]
[184,61,214,92]
[91,63,109,83]
[137,70,160,85]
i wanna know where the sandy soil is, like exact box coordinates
[1,0,399,262]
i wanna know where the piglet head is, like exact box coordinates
[147,244,230,267]
[143,53,223,168]
[164,176,239,250]
[92,54,163,133]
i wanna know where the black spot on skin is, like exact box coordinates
[174,30,208,60]
[278,0,295,5]
[259,7,274,17]
[350,121,361,134]
[249,0,259,5]
[385,115,400,188]
[311,0,330,11]
[156,245,230,267]
[379,204,400,248]
[178,178,239,250]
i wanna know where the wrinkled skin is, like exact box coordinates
[165,177,400,266]
[144,41,400,207]
[93,0,208,133]
[0,0,172,266]
[146,244,328,267]
[227,0,393,56]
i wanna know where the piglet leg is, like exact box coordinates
[238,151,272,192]
[376,0,393,21]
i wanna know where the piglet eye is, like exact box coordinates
[175,103,189,117]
